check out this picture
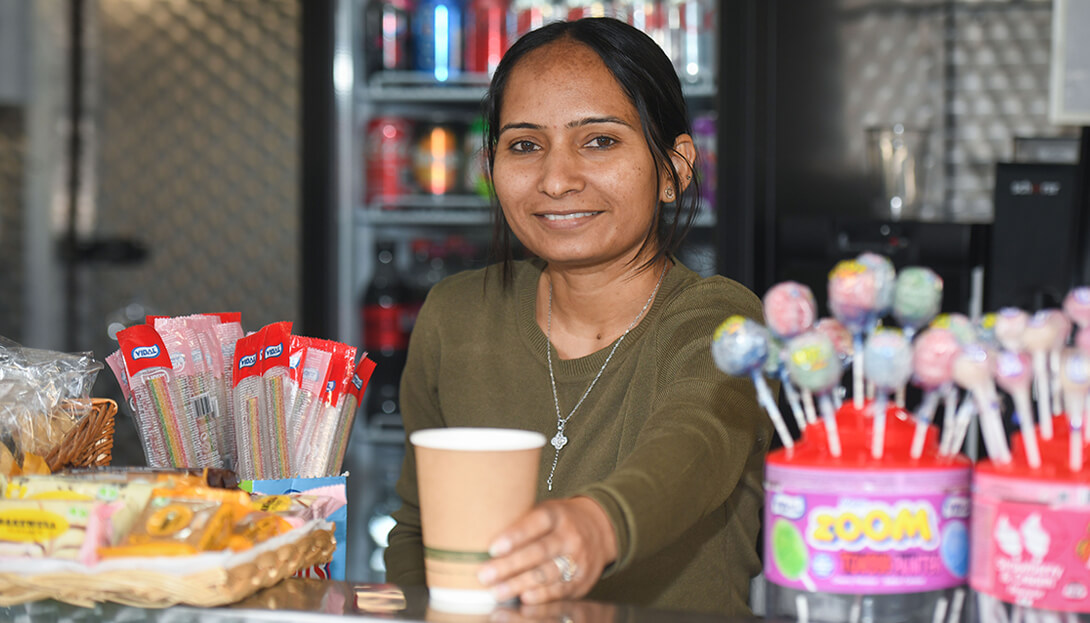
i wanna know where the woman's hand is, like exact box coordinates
[477,496,618,605]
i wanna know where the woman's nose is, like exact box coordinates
[538,147,585,198]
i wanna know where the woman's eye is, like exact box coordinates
[509,140,539,153]
[585,136,617,149]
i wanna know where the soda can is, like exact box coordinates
[365,116,415,203]
[363,0,413,75]
[413,122,462,196]
[413,0,464,82]
[466,0,510,76]
[511,0,560,41]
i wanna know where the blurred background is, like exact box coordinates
[0,0,1086,582]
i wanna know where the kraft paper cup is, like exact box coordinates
[411,427,546,613]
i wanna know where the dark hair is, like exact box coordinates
[482,17,700,285]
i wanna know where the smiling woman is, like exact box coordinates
[384,17,773,617]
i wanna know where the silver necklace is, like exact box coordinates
[545,266,667,491]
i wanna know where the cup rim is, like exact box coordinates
[410,427,547,452]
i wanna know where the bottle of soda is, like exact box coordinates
[511,0,560,41]
[363,0,414,77]
[466,0,510,77]
[365,116,415,204]
[413,0,465,82]
[361,241,410,423]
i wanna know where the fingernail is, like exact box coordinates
[477,566,496,585]
[491,584,512,602]
[489,538,511,557]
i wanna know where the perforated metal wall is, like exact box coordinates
[89,0,301,347]
[0,108,25,339]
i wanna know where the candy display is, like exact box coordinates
[110,315,374,480]
[716,251,1090,621]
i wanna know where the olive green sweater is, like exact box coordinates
[384,259,772,615]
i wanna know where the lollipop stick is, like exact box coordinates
[872,394,888,460]
[1011,390,1041,468]
[752,372,794,449]
[795,594,810,623]
[801,388,818,425]
[931,595,949,623]
[1069,398,1084,473]
[975,389,1012,464]
[817,394,842,457]
[1032,351,1054,440]
[1050,350,1063,416]
[947,588,966,623]
[938,385,959,456]
[778,368,808,432]
[853,335,865,409]
[911,389,942,459]
[895,385,906,408]
[945,395,977,457]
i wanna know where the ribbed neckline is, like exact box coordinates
[517,258,683,380]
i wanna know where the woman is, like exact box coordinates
[384,17,772,615]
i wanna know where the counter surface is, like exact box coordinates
[1,581,771,622]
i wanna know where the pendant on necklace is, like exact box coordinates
[551,430,568,450]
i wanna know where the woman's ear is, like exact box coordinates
[668,134,697,193]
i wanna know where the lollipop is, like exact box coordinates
[712,316,794,449]
[863,329,913,460]
[857,252,897,319]
[909,328,962,459]
[763,281,818,340]
[930,313,977,347]
[994,307,1029,353]
[771,518,816,592]
[976,312,1000,350]
[993,350,1041,469]
[940,393,978,458]
[762,282,817,432]
[815,317,853,410]
[1061,349,1090,472]
[1022,311,1058,440]
[892,266,943,340]
[952,344,1011,463]
[828,259,879,408]
[1063,287,1090,329]
[785,331,843,457]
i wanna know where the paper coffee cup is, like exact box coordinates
[411,427,545,612]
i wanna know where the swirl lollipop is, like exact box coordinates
[1022,311,1058,440]
[857,252,897,319]
[863,329,913,460]
[762,282,817,432]
[994,307,1029,353]
[930,313,977,347]
[952,344,1011,464]
[828,259,879,409]
[815,317,853,411]
[1061,349,1090,472]
[1063,287,1090,329]
[712,316,794,449]
[785,331,844,457]
[893,266,943,340]
[994,350,1041,469]
[909,328,962,459]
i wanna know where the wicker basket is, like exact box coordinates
[0,521,336,608]
[44,398,117,473]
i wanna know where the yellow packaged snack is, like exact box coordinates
[4,475,158,545]
[0,498,115,564]
[98,495,242,558]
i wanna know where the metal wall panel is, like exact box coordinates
[90,0,301,350]
[0,108,24,339]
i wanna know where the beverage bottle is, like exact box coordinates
[666,0,715,85]
[628,1,668,53]
[413,120,462,196]
[361,241,410,422]
[363,0,414,77]
[413,0,465,82]
[466,0,510,77]
[463,117,491,198]
[365,116,415,203]
[510,0,560,41]
[691,112,717,209]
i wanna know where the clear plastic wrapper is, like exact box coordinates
[232,332,267,481]
[287,337,333,474]
[295,344,356,478]
[325,354,375,477]
[260,322,293,479]
[154,319,222,468]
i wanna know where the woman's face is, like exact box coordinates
[492,40,670,272]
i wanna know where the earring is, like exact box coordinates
[686,174,692,181]
[665,186,674,199]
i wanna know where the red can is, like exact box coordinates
[365,116,414,203]
[466,0,509,76]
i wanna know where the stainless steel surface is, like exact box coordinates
[0,581,765,622]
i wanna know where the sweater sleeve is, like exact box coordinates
[575,278,774,572]
[383,283,447,586]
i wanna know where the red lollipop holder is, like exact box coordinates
[971,413,1090,613]
[764,400,972,596]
